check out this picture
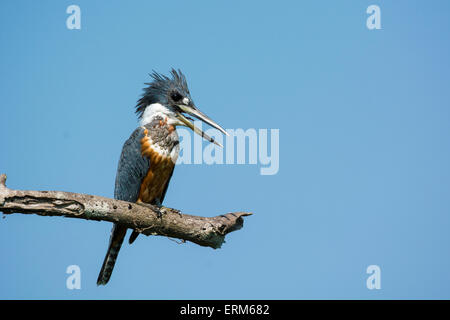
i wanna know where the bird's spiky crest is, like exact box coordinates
[135,68,190,119]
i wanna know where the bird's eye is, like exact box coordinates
[170,91,183,102]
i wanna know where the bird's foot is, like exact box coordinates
[137,202,164,219]
[152,200,164,219]
[155,206,164,219]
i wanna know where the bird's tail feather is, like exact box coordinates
[97,224,127,286]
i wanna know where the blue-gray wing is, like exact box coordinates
[114,127,149,202]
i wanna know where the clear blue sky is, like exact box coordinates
[1,0,450,299]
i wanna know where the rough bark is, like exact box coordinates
[0,174,251,249]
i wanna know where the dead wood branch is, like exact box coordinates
[0,174,252,249]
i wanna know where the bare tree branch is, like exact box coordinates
[0,174,252,249]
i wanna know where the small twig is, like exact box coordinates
[168,237,187,245]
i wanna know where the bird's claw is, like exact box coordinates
[155,205,164,219]
[137,202,164,219]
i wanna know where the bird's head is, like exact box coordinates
[136,69,228,146]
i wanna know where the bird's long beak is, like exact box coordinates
[176,104,228,147]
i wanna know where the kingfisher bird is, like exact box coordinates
[97,69,227,285]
